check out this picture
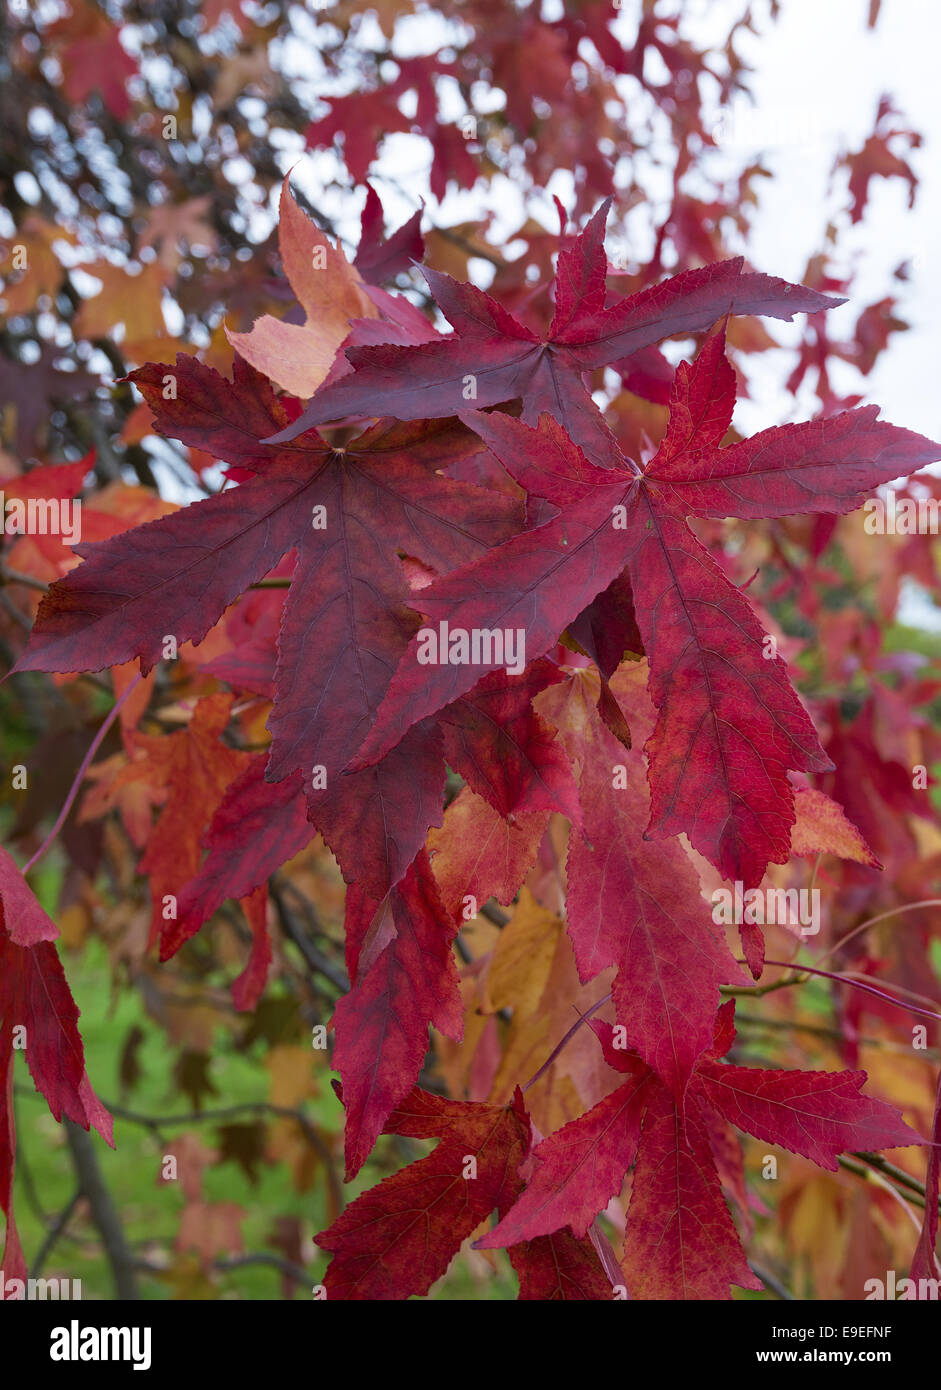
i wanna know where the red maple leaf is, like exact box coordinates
[351,329,940,886]
[436,658,582,823]
[59,18,138,120]
[267,199,842,456]
[537,666,748,1099]
[476,1003,922,1299]
[353,184,424,285]
[0,849,112,1282]
[316,1083,611,1299]
[333,849,463,1178]
[171,758,313,965]
[14,357,523,904]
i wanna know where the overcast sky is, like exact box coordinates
[695,0,939,446]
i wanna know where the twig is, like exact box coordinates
[722,969,806,999]
[0,565,50,593]
[102,1098,344,1217]
[0,588,32,630]
[758,958,941,1025]
[749,1261,795,1300]
[31,1188,83,1278]
[214,1252,310,1283]
[9,1119,48,1226]
[64,1119,139,1300]
[854,1152,941,1211]
[480,901,509,927]
[270,877,349,992]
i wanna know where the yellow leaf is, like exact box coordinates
[266,1043,317,1109]
[227,175,378,397]
[483,887,561,1016]
[791,787,880,866]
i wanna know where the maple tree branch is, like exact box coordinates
[838,1154,930,1226]
[30,1187,83,1279]
[480,900,510,927]
[760,958,941,1024]
[63,1118,140,1300]
[852,1152,941,1211]
[8,1112,48,1227]
[133,1250,312,1288]
[748,1261,795,1301]
[214,1252,311,1283]
[0,564,50,593]
[729,957,941,1024]
[722,969,807,998]
[838,970,941,1014]
[0,588,34,634]
[864,1165,926,1237]
[270,876,349,993]
[431,224,509,271]
[100,1097,343,1216]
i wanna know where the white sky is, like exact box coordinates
[694,0,939,443]
[698,0,941,627]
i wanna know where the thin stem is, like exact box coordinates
[102,1096,344,1217]
[522,993,611,1093]
[868,1167,926,1236]
[815,899,941,967]
[0,565,50,593]
[759,958,941,1024]
[723,969,806,998]
[31,1188,82,1278]
[839,970,941,1014]
[749,1262,795,1301]
[22,672,143,874]
[854,1152,941,1207]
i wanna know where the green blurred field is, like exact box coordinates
[11,929,517,1301]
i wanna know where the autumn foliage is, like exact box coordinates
[1,0,940,1303]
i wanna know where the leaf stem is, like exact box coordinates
[521,993,611,1093]
[815,899,941,967]
[758,957,941,1024]
[22,672,143,875]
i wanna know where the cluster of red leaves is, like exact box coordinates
[3,177,939,1298]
